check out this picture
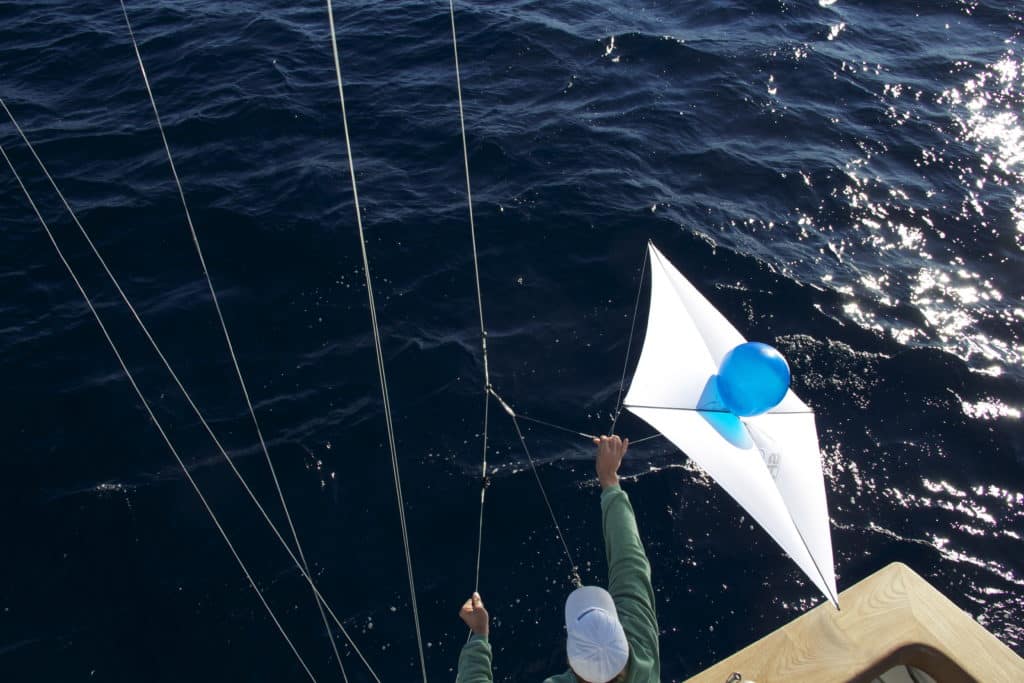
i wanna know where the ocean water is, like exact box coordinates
[0,0,1021,681]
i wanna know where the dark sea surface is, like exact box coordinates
[1,0,1022,681]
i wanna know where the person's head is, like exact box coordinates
[564,586,629,683]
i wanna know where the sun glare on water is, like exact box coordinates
[828,46,1024,375]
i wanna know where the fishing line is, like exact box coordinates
[448,0,496,599]
[324,1,428,681]
[1,96,379,683]
[0,141,319,683]
[117,1,347,676]
[448,0,588,591]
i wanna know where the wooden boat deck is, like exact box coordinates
[684,562,1024,683]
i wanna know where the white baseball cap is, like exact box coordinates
[565,586,629,683]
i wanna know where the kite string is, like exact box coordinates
[449,0,587,590]
[448,0,489,387]
[117,2,347,676]
[448,0,499,601]
[473,392,491,593]
[610,247,649,434]
[324,2,428,682]
[0,97,379,682]
[0,141,319,683]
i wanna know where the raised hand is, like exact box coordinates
[594,434,629,489]
[459,592,489,636]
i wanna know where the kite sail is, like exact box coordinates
[624,243,839,607]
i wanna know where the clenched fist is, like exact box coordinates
[459,592,489,636]
[594,435,629,489]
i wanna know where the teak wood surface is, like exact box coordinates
[684,562,1024,683]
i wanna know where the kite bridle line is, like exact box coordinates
[610,245,652,435]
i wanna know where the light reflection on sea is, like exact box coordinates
[835,45,1024,374]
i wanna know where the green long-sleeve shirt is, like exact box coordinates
[456,484,660,683]
[456,634,493,683]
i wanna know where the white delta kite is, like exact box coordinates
[624,242,839,607]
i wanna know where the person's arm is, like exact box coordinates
[602,484,657,631]
[594,437,659,657]
[456,593,493,683]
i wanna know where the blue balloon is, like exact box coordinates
[716,342,791,417]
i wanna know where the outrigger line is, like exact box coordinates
[117,1,350,678]
[0,97,378,682]
[3,2,389,677]
[0,141,323,683]
[325,1,429,682]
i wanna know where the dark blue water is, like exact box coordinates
[1,1,1021,681]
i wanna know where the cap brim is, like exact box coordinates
[565,585,618,629]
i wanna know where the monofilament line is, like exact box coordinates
[0,98,379,683]
[324,1,428,681]
[448,0,495,597]
[117,2,346,676]
[448,0,489,384]
[0,142,318,683]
